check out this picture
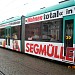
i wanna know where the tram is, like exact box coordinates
[0,0,75,65]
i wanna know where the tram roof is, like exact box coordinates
[26,0,75,18]
[0,16,21,24]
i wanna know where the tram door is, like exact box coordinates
[64,18,74,55]
[5,27,11,48]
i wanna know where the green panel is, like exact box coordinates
[26,0,75,18]
[0,16,21,25]
[73,16,75,44]
[5,26,11,29]
[63,14,75,44]
[63,15,75,20]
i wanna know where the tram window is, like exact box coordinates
[65,20,73,36]
[25,19,63,42]
[0,28,5,38]
[41,19,63,42]
[25,22,41,41]
[43,25,48,32]
[11,26,21,40]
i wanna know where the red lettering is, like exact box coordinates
[30,44,34,53]
[47,44,54,57]
[39,16,42,20]
[26,43,75,63]
[39,45,46,56]
[27,16,43,22]
[54,46,59,58]
[26,43,30,52]
[60,46,65,59]
[27,18,31,22]
[66,47,74,61]
[34,44,39,54]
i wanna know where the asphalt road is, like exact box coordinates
[0,48,75,75]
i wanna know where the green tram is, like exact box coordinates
[0,0,75,65]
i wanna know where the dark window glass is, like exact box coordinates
[11,26,21,40]
[41,19,63,42]
[25,19,63,42]
[25,22,41,41]
[0,28,5,38]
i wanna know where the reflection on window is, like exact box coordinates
[25,23,41,41]
[42,19,62,42]
[66,23,73,36]
[25,19,62,42]
[12,26,21,40]
[0,28,5,38]
[43,25,48,32]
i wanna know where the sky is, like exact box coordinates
[0,0,61,22]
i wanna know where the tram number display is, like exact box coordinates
[66,36,71,39]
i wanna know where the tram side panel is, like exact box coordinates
[0,18,22,52]
[24,18,64,61]
[24,15,75,65]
